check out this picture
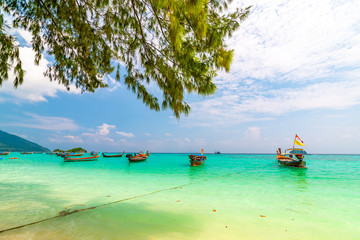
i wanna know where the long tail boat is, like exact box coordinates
[91,151,100,156]
[126,151,150,162]
[0,151,10,155]
[64,153,100,162]
[102,151,125,158]
[189,149,206,166]
[20,152,33,154]
[277,134,307,168]
[64,153,84,157]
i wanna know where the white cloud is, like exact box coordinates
[115,131,135,138]
[165,133,172,136]
[63,135,84,143]
[47,123,117,144]
[227,0,360,83]
[0,47,80,103]
[184,0,360,126]
[340,134,352,138]
[103,75,121,92]
[98,123,116,136]
[82,132,114,143]
[145,133,151,136]
[10,113,79,131]
[245,127,261,139]
[184,137,191,142]
[233,80,360,115]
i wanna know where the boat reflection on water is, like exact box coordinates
[278,165,308,192]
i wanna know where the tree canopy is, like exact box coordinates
[0,0,250,118]
[53,147,87,152]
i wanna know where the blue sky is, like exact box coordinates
[1,0,360,153]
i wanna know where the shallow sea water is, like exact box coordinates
[0,153,359,239]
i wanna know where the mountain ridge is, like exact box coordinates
[0,130,50,152]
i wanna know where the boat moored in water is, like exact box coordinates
[64,154,100,162]
[102,151,125,158]
[277,134,307,168]
[20,152,33,154]
[64,153,84,157]
[0,151,10,155]
[64,153,100,162]
[189,149,206,166]
[91,151,100,156]
[126,151,150,162]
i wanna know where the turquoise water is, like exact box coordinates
[0,153,359,239]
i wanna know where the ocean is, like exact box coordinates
[0,153,359,239]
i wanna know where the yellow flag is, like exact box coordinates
[294,139,305,146]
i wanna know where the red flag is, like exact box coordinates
[295,134,304,143]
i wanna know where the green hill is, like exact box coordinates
[0,130,50,152]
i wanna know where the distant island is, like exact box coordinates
[0,130,50,152]
[53,147,87,153]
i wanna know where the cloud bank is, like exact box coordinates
[185,0,360,125]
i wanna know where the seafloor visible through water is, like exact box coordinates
[0,153,359,240]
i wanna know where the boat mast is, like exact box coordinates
[292,134,296,152]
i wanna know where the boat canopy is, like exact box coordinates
[285,148,307,155]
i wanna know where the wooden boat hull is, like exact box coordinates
[102,153,124,158]
[0,152,10,155]
[91,152,99,156]
[9,157,18,159]
[189,155,206,166]
[65,153,84,157]
[64,155,100,162]
[20,152,33,154]
[190,160,204,166]
[277,155,306,168]
[128,156,147,162]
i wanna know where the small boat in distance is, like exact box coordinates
[91,151,99,156]
[102,151,125,158]
[9,157,18,159]
[126,151,150,162]
[189,149,206,166]
[0,151,10,155]
[64,153,101,162]
[64,153,84,157]
[214,151,221,154]
[20,152,33,154]
[277,134,307,168]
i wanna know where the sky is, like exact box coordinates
[1,0,360,153]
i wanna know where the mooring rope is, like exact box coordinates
[0,168,257,234]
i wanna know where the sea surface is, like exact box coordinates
[0,153,359,240]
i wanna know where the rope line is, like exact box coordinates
[0,168,257,234]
